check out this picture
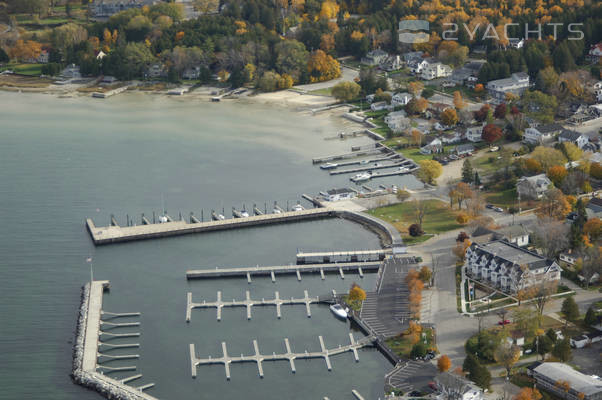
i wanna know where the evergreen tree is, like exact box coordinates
[561,296,579,323]
[584,307,597,326]
[546,328,558,344]
[470,363,491,390]
[537,335,553,360]
[463,353,478,374]
[552,338,572,362]
[410,342,427,358]
[462,159,474,183]
[570,199,587,249]
[474,171,481,186]
[0,47,8,63]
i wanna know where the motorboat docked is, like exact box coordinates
[240,209,250,218]
[292,204,304,212]
[273,208,282,214]
[398,166,410,173]
[320,162,338,170]
[329,304,349,319]
[351,172,371,182]
[359,160,369,165]
[217,214,226,220]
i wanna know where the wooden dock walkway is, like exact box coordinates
[329,161,409,175]
[189,334,375,379]
[185,261,381,280]
[186,290,325,321]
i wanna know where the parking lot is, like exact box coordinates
[571,341,602,376]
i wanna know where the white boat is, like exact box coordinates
[240,210,250,217]
[292,204,304,212]
[398,166,410,173]
[217,214,226,220]
[320,162,338,170]
[273,208,282,214]
[159,215,168,223]
[360,160,369,165]
[351,172,371,182]
[329,304,349,319]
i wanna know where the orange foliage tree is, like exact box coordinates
[307,50,340,83]
[514,388,542,400]
[547,165,568,186]
[9,40,42,62]
[437,355,451,372]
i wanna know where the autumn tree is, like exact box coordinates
[532,217,569,258]
[525,158,543,174]
[437,355,451,372]
[9,39,42,62]
[417,160,443,184]
[521,91,558,124]
[456,213,470,224]
[441,108,458,126]
[453,91,466,110]
[531,146,567,171]
[514,388,542,400]
[494,343,521,378]
[453,239,471,262]
[536,189,571,220]
[531,281,559,321]
[419,266,432,284]
[547,166,568,187]
[560,142,582,162]
[494,103,507,119]
[407,81,424,97]
[348,282,367,301]
[590,162,602,180]
[307,50,340,83]
[331,81,360,102]
[482,124,503,143]
[584,218,602,241]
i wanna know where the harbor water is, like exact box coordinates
[0,92,422,400]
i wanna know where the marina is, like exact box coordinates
[185,261,381,280]
[189,334,376,380]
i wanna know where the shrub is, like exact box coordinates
[408,223,424,237]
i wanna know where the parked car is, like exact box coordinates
[494,207,504,212]
[498,319,510,325]
[489,146,499,152]
[486,204,494,209]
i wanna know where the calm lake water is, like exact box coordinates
[0,92,422,400]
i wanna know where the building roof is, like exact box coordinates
[470,240,554,271]
[559,129,583,141]
[456,143,475,152]
[326,188,354,195]
[532,363,602,396]
[436,372,480,394]
[518,173,551,189]
[587,197,602,213]
[496,224,529,239]
[537,123,563,134]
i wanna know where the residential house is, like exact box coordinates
[586,197,602,219]
[508,38,525,49]
[28,49,49,64]
[182,66,202,80]
[464,125,484,142]
[428,102,451,118]
[589,43,602,62]
[361,49,389,66]
[391,92,412,107]
[464,240,561,294]
[96,50,106,60]
[146,63,167,79]
[384,110,410,132]
[402,51,424,64]
[370,101,393,112]
[435,372,484,400]
[420,138,443,154]
[528,362,602,400]
[101,75,118,84]
[441,131,463,144]
[381,55,403,72]
[495,224,530,247]
[593,81,602,102]
[486,72,530,103]
[421,62,452,80]
[321,188,356,202]
[559,252,578,266]
[558,129,589,149]
[571,332,602,348]
[409,58,430,74]
[523,123,563,144]
[93,0,159,18]
[453,143,475,156]
[60,64,81,79]
[516,174,552,200]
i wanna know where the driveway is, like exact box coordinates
[293,67,359,92]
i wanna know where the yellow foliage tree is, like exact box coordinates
[307,49,340,83]
[9,40,42,62]
[348,283,367,301]
[319,0,339,19]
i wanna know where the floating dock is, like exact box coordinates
[189,334,375,379]
[296,250,388,264]
[185,261,381,280]
[186,290,325,321]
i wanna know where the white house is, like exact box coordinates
[61,64,81,79]
[517,174,552,200]
[420,138,443,154]
[465,125,484,142]
[384,110,409,131]
[589,43,602,62]
[321,188,356,202]
[508,38,525,49]
[146,63,167,79]
[464,240,561,294]
[421,62,452,80]
[523,123,563,144]
[435,372,484,400]
[409,59,430,74]
[182,66,202,80]
[558,129,589,149]
[486,72,530,103]
[496,224,530,247]
[391,92,412,106]
[370,101,392,111]
[381,55,403,71]
[529,362,602,400]
[96,50,106,60]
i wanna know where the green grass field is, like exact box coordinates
[1,63,43,76]
[367,199,462,244]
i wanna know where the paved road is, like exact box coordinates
[293,67,359,92]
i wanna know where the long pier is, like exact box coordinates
[186,290,323,321]
[329,161,409,175]
[189,334,375,379]
[185,261,381,280]
[87,208,334,245]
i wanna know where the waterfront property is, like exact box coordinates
[464,240,561,294]
[528,362,602,400]
[516,174,552,200]
[486,73,530,103]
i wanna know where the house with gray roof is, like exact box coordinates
[486,72,530,103]
[529,362,602,400]
[517,174,552,200]
[435,372,484,400]
[464,240,561,293]
[93,0,160,18]
[558,129,589,149]
[523,123,563,144]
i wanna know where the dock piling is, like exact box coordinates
[339,267,345,279]
[296,269,301,281]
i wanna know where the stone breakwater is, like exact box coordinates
[71,282,157,400]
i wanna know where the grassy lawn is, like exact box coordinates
[1,63,44,76]
[385,326,436,358]
[484,188,518,208]
[398,147,433,163]
[383,137,412,148]
[308,87,333,96]
[473,152,502,175]
[367,199,462,244]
